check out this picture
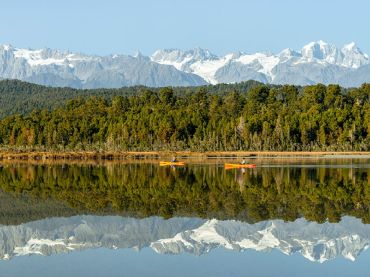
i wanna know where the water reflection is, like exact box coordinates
[0,158,369,267]
[0,215,369,263]
[0,160,369,224]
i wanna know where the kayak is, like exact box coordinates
[159,161,186,166]
[224,163,256,169]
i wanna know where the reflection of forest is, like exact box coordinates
[0,163,369,225]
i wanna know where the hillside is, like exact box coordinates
[0,79,263,118]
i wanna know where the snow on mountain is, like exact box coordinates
[12,48,89,68]
[0,41,369,88]
[2,44,11,51]
[151,48,218,69]
[236,53,280,78]
[341,42,369,68]
[151,48,225,84]
[151,41,370,86]
[151,48,282,84]
[150,217,370,263]
[300,40,340,63]
[1,215,370,263]
[0,44,207,88]
[299,40,369,69]
[279,48,301,57]
[13,238,78,257]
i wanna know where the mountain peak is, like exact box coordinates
[151,47,217,62]
[133,50,143,58]
[301,40,338,60]
[1,41,370,88]
[187,47,217,60]
[0,44,13,51]
[343,42,357,50]
[298,40,369,68]
[279,48,301,58]
[341,42,369,68]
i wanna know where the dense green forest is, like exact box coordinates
[0,79,262,118]
[0,163,369,224]
[0,80,368,151]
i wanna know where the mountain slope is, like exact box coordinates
[1,41,369,88]
[152,41,370,86]
[0,45,207,88]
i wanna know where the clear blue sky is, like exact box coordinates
[1,0,369,56]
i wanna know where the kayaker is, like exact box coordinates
[171,156,177,162]
[241,159,246,165]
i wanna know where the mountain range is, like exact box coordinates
[0,41,369,88]
[1,216,369,263]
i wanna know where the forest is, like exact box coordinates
[0,80,368,151]
[0,79,262,118]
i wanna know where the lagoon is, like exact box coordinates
[0,157,369,276]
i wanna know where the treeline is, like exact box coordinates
[0,164,369,224]
[0,82,369,151]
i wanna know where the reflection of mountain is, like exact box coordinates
[1,216,369,263]
[151,218,370,263]
[0,216,203,260]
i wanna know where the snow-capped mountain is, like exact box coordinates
[0,41,369,88]
[0,215,369,263]
[152,41,370,86]
[0,44,207,88]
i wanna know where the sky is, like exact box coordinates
[1,0,369,56]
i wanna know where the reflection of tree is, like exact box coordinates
[0,164,368,224]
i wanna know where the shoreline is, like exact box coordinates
[0,150,369,161]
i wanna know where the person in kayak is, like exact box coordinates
[240,159,246,165]
[171,156,177,162]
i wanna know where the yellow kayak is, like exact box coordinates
[159,161,186,166]
[224,163,256,169]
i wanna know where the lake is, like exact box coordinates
[0,157,369,276]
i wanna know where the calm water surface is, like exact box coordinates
[0,157,369,276]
